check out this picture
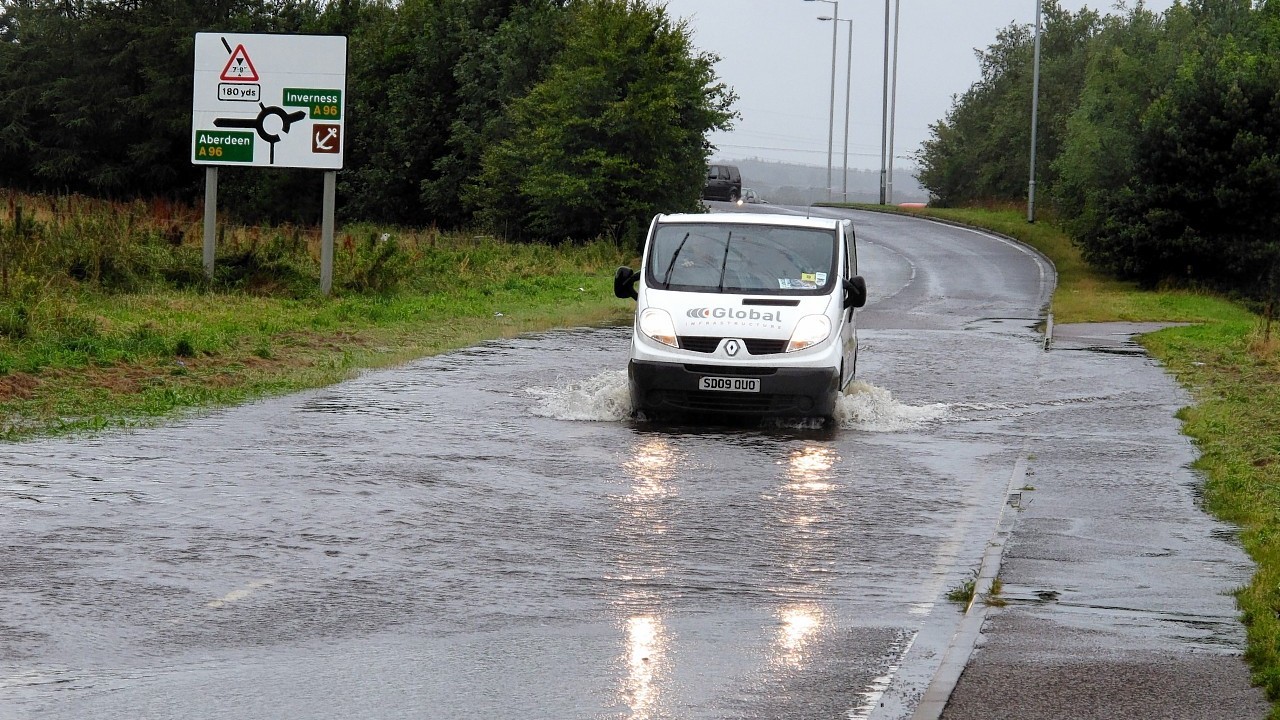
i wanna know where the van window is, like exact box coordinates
[645,222,837,295]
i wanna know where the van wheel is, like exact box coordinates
[729,190,739,202]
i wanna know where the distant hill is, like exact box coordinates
[714,157,930,206]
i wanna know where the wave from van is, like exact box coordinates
[528,372,946,432]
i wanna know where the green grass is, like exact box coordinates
[0,281,635,440]
[842,202,1280,714]
[946,571,978,605]
[983,576,1008,608]
[0,200,636,439]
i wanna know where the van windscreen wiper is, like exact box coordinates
[661,233,691,289]
[716,231,733,292]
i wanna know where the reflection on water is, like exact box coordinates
[775,445,840,596]
[775,605,824,668]
[616,437,678,574]
[611,438,677,717]
[624,438,679,497]
[784,445,838,492]
[620,615,667,718]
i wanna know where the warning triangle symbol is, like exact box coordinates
[220,44,259,82]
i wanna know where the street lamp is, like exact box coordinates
[819,16,853,203]
[879,0,891,204]
[1028,0,1042,223]
[805,0,838,202]
[886,0,901,205]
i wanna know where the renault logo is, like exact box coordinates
[724,339,741,356]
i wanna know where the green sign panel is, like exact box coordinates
[283,88,343,120]
[194,130,254,163]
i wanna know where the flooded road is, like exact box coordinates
[0,210,1252,719]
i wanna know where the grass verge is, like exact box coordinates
[0,226,635,440]
[838,201,1280,713]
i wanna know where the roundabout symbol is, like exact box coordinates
[213,102,307,165]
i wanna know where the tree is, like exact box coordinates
[915,2,1100,207]
[420,0,567,229]
[1084,33,1280,295]
[1062,0,1280,300]
[468,0,736,244]
[339,0,566,227]
[1052,3,1175,242]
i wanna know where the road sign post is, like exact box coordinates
[321,171,335,295]
[203,167,217,278]
[191,33,347,292]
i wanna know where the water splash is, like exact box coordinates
[835,381,948,431]
[529,373,946,432]
[527,370,633,422]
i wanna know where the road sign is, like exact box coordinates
[220,44,259,81]
[192,33,347,169]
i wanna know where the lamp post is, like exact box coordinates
[805,0,838,202]
[879,0,891,205]
[886,0,901,205]
[819,16,853,203]
[1028,0,1042,223]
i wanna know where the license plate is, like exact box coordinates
[699,376,760,393]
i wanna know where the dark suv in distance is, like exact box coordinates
[701,164,742,202]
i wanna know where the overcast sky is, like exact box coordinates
[660,0,1176,175]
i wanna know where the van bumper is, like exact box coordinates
[629,360,839,419]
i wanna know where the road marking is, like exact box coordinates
[207,579,274,608]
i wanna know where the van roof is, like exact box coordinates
[656,212,842,231]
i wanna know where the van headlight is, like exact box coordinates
[785,315,831,352]
[639,308,679,348]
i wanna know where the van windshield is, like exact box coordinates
[646,222,837,295]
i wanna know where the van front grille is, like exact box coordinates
[745,339,787,355]
[677,336,788,355]
[679,336,721,353]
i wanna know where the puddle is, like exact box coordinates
[961,317,1045,337]
[1055,344,1150,357]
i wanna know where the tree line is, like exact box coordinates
[916,0,1280,304]
[0,0,735,244]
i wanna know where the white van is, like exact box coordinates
[613,212,866,421]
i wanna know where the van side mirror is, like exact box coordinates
[614,266,639,300]
[843,276,867,309]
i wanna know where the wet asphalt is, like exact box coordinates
[934,321,1269,720]
[0,208,1265,718]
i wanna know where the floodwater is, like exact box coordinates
[0,210,1255,719]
